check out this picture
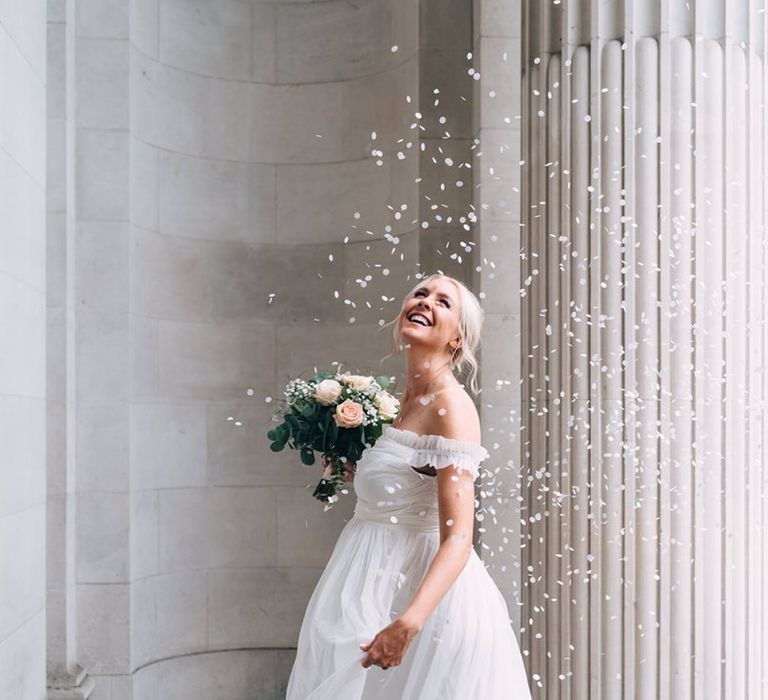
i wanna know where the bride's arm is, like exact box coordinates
[398,414,478,631]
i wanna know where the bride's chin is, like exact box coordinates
[400,332,435,350]
[400,326,429,339]
[401,319,432,332]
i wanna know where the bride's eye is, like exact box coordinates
[413,289,450,307]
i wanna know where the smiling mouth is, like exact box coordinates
[406,312,432,327]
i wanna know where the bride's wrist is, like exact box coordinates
[399,611,424,633]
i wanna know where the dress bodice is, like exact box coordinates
[352,425,490,533]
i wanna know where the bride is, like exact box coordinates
[286,273,532,699]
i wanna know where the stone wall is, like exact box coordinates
[4,1,513,698]
[0,2,48,699]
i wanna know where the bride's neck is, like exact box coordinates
[401,349,457,401]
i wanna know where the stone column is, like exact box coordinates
[46,2,93,698]
[47,0,132,697]
[521,0,768,698]
[472,0,526,636]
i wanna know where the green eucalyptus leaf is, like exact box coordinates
[285,413,299,429]
[374,375,391,389]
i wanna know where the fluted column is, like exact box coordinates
[522,1,768,698]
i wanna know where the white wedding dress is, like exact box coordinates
[285,424,532,699]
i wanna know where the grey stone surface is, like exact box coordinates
[156,320,274,400]
[76,38,130,129]
[0,396,46,517]
[276,487,355,568]
[0,275,46,397]
[130,0,158,59]
[341,57,418,160]
[157,152,276,244]
[76,403,130,492]
[76,129,129,220]
[75,308,129,402]
[157,487,278,572]
[0,6,47,699]
[76,492,130,583]
[77,584,130,674]
[208,566,322,647]
[159,0,255,81]
[29,0,513,697]
[0,506,46,640]
[76,222,130,313]
[131,571,208,668]
[0,612,47,700]
[275,0,394,84]
[276,159,392,243]
[77,0,129,39]
[132,650,280,700]
[131,403,208,490]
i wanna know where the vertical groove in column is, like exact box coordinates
[520,0,533,688]
[658,6,675,700]
[622,4,639,699]
[587,4,603,698]
[633,36,661,700]
[746,32,767,700]
[558,4,575,695]
[599,39,625,699]
[527,53,550,693]
[569,46,592,700]
[625,7,641,700]
[545,51,564,700]
[724,42,749,700]
[763,6,768,695]
[694,36,726,700]
[668,35,695,700]
[691,8,705,700]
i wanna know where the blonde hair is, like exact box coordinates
[379,273,485,395]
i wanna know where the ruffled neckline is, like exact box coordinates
[382,424,490,463]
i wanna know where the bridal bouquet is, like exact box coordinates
[267,368,400,502]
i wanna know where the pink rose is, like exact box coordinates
[334,398,364,428]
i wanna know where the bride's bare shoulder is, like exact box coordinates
[428,385,481,444]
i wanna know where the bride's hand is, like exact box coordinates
[320,455,356,482]
[359,617,420,670]
[320,454,333,480]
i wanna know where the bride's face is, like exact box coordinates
[399,277,462,354]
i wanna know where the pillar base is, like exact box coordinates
[48,664,95,700]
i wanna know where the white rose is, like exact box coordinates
[314,379,343,406]
[374,391,400,421]
[339,373,375,392]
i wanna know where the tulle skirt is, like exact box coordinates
[286,516,532,699]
